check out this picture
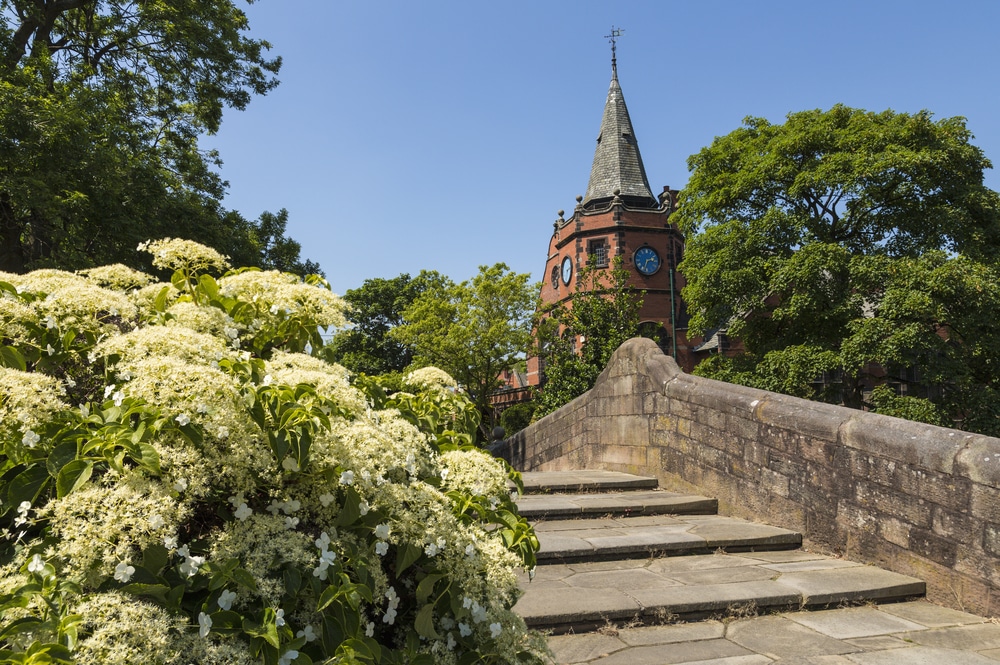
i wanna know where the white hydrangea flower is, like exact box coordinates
[319,493,335,507]
[234,503,253,521]
[21,429,40,448]
[114,562,135,583]
[198,611,212,638]
[296,624,317,642]
[175,413,191,426]
[339,470,354,485]
[27,553,45,574]
[490,622,502,638]
[217,589,237,611]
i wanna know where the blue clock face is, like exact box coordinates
[634,246,661,275]
[561,257,573,284]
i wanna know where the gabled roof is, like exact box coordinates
[582,67,657,210]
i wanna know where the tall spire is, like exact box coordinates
[582,28,656,210]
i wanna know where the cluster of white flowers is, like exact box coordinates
[138,237,231,274]
[0,367,68,443]
[79,264,154,291]
[404,366,459,390]
[0,242,546,664]
[218,270,347,329]
[6,269,137,335]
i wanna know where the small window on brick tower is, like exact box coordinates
[550,266,559,289]
[587,239,609,268]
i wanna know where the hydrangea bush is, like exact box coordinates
[0,239,545,665]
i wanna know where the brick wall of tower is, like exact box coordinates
[528,189,696,388]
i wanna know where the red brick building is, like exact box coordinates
[526,57,696,386]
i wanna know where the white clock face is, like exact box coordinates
[561,257,573,284]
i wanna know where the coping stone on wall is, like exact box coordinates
[840,413,968,476]
[955,435,1000,489]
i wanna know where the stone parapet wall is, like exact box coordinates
[496,338,1000,616]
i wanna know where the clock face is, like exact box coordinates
[634,246,661,275]
[561,256,573,284]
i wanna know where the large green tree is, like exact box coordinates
[0,0,313,274]
[675,104,1000,434]
[534,257,644,417]
[391,264,536,440]
[325,272,446,376]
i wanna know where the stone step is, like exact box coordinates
[516,490,718,520]
[546,600,999,664]
[515,550,926,634]
[518,470,659,494]
[534,514,801,563]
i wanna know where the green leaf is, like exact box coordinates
[131,442,160,474]
[153,285,171,313]
[414,603,439,640]
[394,543,422,576]
[231,567,259,592]
[210,610,242,630]
[415,573,445,605]
[141,544,169,575]
[317,583,343,612]
[121,583,170,603]
[0,617,43,640]
[56,460,93,498]
[334,487,362,526]
[7,465,50,508]
[243,611,281,649]
[171,270,189,292]
[198,274,220,300]
[0,345,26,370]
[46,442,78,478]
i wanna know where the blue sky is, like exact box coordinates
[203,1,1000,295]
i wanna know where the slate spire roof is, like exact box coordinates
[582,61,657,210]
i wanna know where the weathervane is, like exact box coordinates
[605,26,624,77]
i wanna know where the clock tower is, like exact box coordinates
[526,47,695,386]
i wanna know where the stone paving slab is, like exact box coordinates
[516,552,923,631]
[519,470,659,494]
[517,490,718,519]
[544,601,998,664]
[533,514,801,562]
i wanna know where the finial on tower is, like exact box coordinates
[605,26,624,79]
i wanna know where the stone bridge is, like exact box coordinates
[494,337,1000,618]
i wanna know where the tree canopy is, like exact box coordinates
[534,257,644,417]
[0,0,316,274]
[325,272,446,376]
[674,105,1000,433]
[391,264,536,440]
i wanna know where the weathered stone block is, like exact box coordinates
[852,483,931,527]
[908,527,958,567]
[760,467,790,498]
[841,413,963,474]
[931,506,976,545]
[878,516,912,549]
[756,394,845,443]
[970,485,1000,524]
[955,436,1000,489]
[983,522,1000,558]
